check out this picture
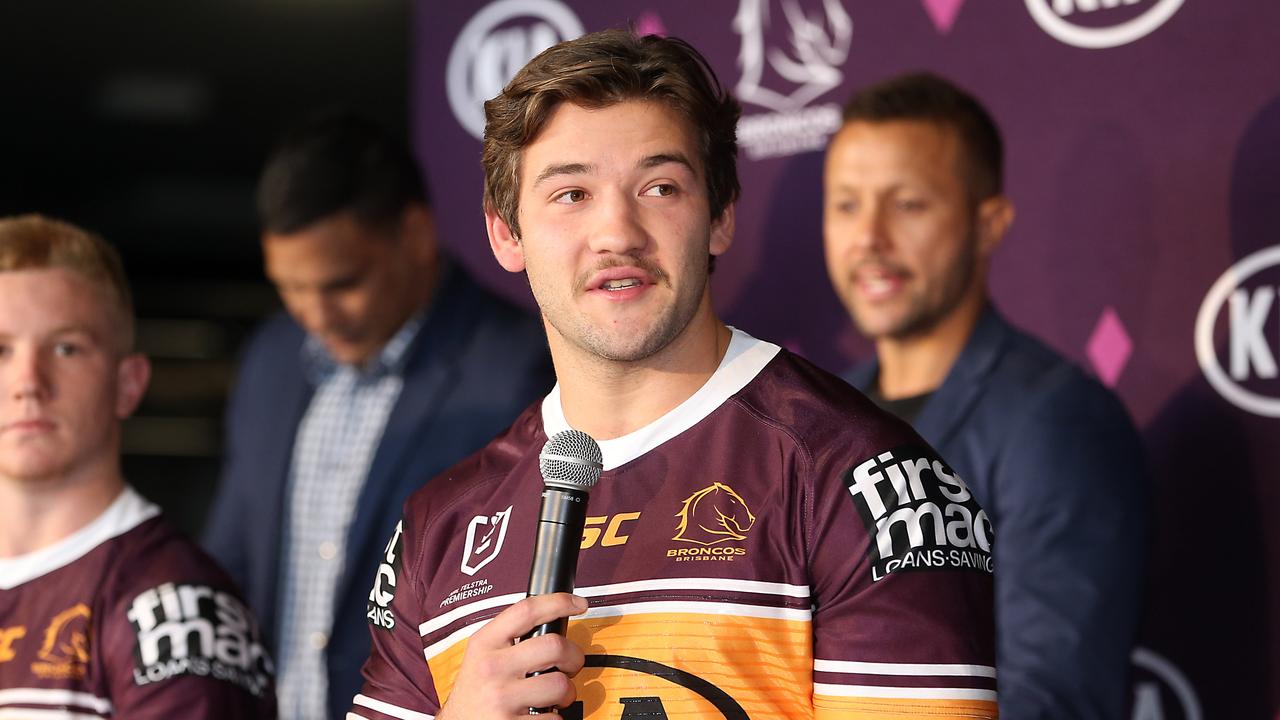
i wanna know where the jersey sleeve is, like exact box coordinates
[100,563,277,717]
[807,436,999,719]
[350,517,443,720]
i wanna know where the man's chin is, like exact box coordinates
[324,341,374,366]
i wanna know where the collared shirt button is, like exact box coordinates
[318,541,338,560]
[310,631,328,650]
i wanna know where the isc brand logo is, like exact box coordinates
[126,583,272,697]
[1025,0,1184,49]
[1195,245,1280,417]
[367,520,404,630]
[581,512,641,549]
[445,0,584,139]
[843,446,993,581]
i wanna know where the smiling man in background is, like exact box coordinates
[823,72,1148,719]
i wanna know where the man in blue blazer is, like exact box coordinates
[203,111,553,720]
[823,73,1148,719]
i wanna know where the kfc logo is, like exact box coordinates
[1025,0,1184,49]
[461,505,513,576]
[446,0,584,139]
[1195,245,1280,417]
[1129,647,1202,720]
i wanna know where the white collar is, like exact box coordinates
[541,327,780,471]
[0,486,160,590]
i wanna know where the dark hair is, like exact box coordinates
[842,72,1003,200]
[482,29,741,238]
[257,110,428,235]
[0,214,135,351]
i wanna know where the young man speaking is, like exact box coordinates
[351,31,999,720]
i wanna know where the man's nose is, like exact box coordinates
[9,346,48,402]
[586,191,650,257]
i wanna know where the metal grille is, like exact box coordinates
[538,429,603,491]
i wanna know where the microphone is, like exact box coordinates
[522,429,603,642]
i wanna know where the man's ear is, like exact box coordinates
[401,203,439,266]
[709,202,736,257]
[115,353,151,419]
[486,208,526,273]
[976,195,1015,257]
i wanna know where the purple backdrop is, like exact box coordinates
[412,2,1280,716]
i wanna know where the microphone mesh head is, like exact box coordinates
[539,429,603,491]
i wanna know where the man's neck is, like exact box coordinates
[551,308,731,441]
[875,296,987,400]
[0,465,125,557]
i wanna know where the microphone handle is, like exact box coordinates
[522,486,589,641]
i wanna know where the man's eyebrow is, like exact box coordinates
[640,153,695,172]
[532,162,594,187]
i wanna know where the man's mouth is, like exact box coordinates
[601,278,642,291]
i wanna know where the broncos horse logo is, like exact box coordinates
[673,483,757,546]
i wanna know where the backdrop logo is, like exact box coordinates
[1130,647,1202,720]
[1195,245,1280,417]
[732,0,850,160]
[1025,0,1184,49]
[446,0,584,139]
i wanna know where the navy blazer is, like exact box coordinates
[846,306,1148,720]
[204,263,553,720]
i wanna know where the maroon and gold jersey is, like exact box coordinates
[353,330,997,719]
[0,487,275,719]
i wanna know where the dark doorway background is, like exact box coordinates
[0,0,410,537]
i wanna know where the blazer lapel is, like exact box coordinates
[912,306,1009,449]
[339,266,476,585]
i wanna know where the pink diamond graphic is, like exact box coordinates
[921,0,965,34]
[1086,307,1132,388]
[633,11,667,38]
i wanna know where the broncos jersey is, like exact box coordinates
[0,487,275,719]
[352,329,998,719]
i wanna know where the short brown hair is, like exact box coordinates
[0,214,136,351]
[482,29,741,238]
[841,71,1003,202]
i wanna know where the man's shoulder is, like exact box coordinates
[104,514,243,595]
[736,349,922,463]
[238,311,306,370]
[402,402,544,517]
[976,314,1129,421]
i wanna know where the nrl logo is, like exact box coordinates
[461,505,513,576]
[673,483,757,546]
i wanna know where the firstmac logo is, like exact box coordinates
[1195,245,1280,418]
[1025,0,1184,49]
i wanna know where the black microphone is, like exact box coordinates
[522,429,603,642]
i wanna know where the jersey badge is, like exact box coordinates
[126,582,273,697]
[30,604,90,680]
[368,520,404,630]
[843,445,994,581]
[461,505,513,576]
[666,482,754,562]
